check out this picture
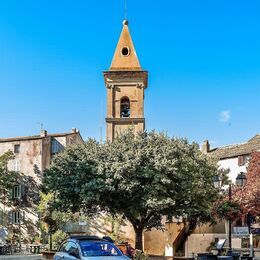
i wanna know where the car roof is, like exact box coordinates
[69,235,113,243]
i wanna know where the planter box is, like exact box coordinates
[42,250,56,259]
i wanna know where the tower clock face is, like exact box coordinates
[121,46,130,56]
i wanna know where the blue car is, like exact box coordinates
[54,236,130,260]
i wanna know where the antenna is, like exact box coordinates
[124,0,127,20]
[37,122,44,132]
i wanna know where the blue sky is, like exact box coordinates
[0,0,259,147]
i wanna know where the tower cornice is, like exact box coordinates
[103,70,148,88]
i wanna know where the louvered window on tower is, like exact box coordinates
[120,97,130,118]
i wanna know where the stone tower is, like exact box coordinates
[104,20,148,141]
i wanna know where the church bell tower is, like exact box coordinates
[104,20,148,141]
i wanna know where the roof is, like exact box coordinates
[0,130,83,143]
[209,134,260,159]
[109,20,141,71]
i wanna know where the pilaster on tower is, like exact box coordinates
[103,20,148,142]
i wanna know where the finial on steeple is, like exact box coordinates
[123,19,128,26]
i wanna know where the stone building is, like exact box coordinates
[203,134,260,182]
[0,128,84,242]
[184,134,260,257]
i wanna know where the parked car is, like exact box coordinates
[54,236,130,260]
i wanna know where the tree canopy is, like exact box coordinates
[233,151,260,217]
[0,151,18,203]
[43,131,223,250]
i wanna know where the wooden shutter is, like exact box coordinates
[19,211,25,224]
[7,188,13,200]
[20,184,26,197]
[7,211,13,224]
[238,155,245,166]
[0,209,3,225]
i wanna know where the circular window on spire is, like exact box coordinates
[121,47,130,56]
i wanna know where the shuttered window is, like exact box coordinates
[13,160,20,172]
[8,211,25,224]
[9,184,26,200]
[238,155,245,166]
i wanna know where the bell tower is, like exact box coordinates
[104,20,148,141]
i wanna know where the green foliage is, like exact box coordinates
[0,151,17,193]
[133,250,149,260]
[43,131,224,250]
[52,230,68,250]
[214,200,243,221]
[38,192,76,233]
[102,214,126,242]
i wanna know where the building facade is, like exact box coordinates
[184,135,260,257]
[0,128,84,242]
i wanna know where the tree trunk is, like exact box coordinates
[134,227,143,251]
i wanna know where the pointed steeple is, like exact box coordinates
[110,20,141,71]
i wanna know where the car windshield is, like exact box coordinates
[79,241,122,257]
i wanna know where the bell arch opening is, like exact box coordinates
[120,97,130,118]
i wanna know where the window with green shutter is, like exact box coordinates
[8,211,25,225]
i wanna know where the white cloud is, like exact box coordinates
[219,110,231,122]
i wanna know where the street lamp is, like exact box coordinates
[213,172,247,255]
[235,172,247,187]
[236,172,253,258]
[213,175,221,189]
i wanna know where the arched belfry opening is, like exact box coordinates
[120,97,130,118]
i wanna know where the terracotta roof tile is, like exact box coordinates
[209,134,260,159]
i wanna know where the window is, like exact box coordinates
[9,184,26,200]
[120,97,130,118]
[12,185,22,199]
[8,211,24,224]
[121,46,130,56]
[80,241,121,257]
[59,242,68,252]
[67,242,79,257]
[13,160,20,172]
[51,139,63,154]
[14,144,20,153]
[238,155,245,166]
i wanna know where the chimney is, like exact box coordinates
[40,130,47,137]
[71,128,78,134]
[201,140,210,154]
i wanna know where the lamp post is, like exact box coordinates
[213,172,247,255]
[213,175,232,253]
[236,172,254,259]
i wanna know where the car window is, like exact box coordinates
[67,242,79,257]
[80,241,121,257]
[59,242,68,252]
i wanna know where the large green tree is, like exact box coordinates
[0,151,18,204]
[43,131,222,250]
